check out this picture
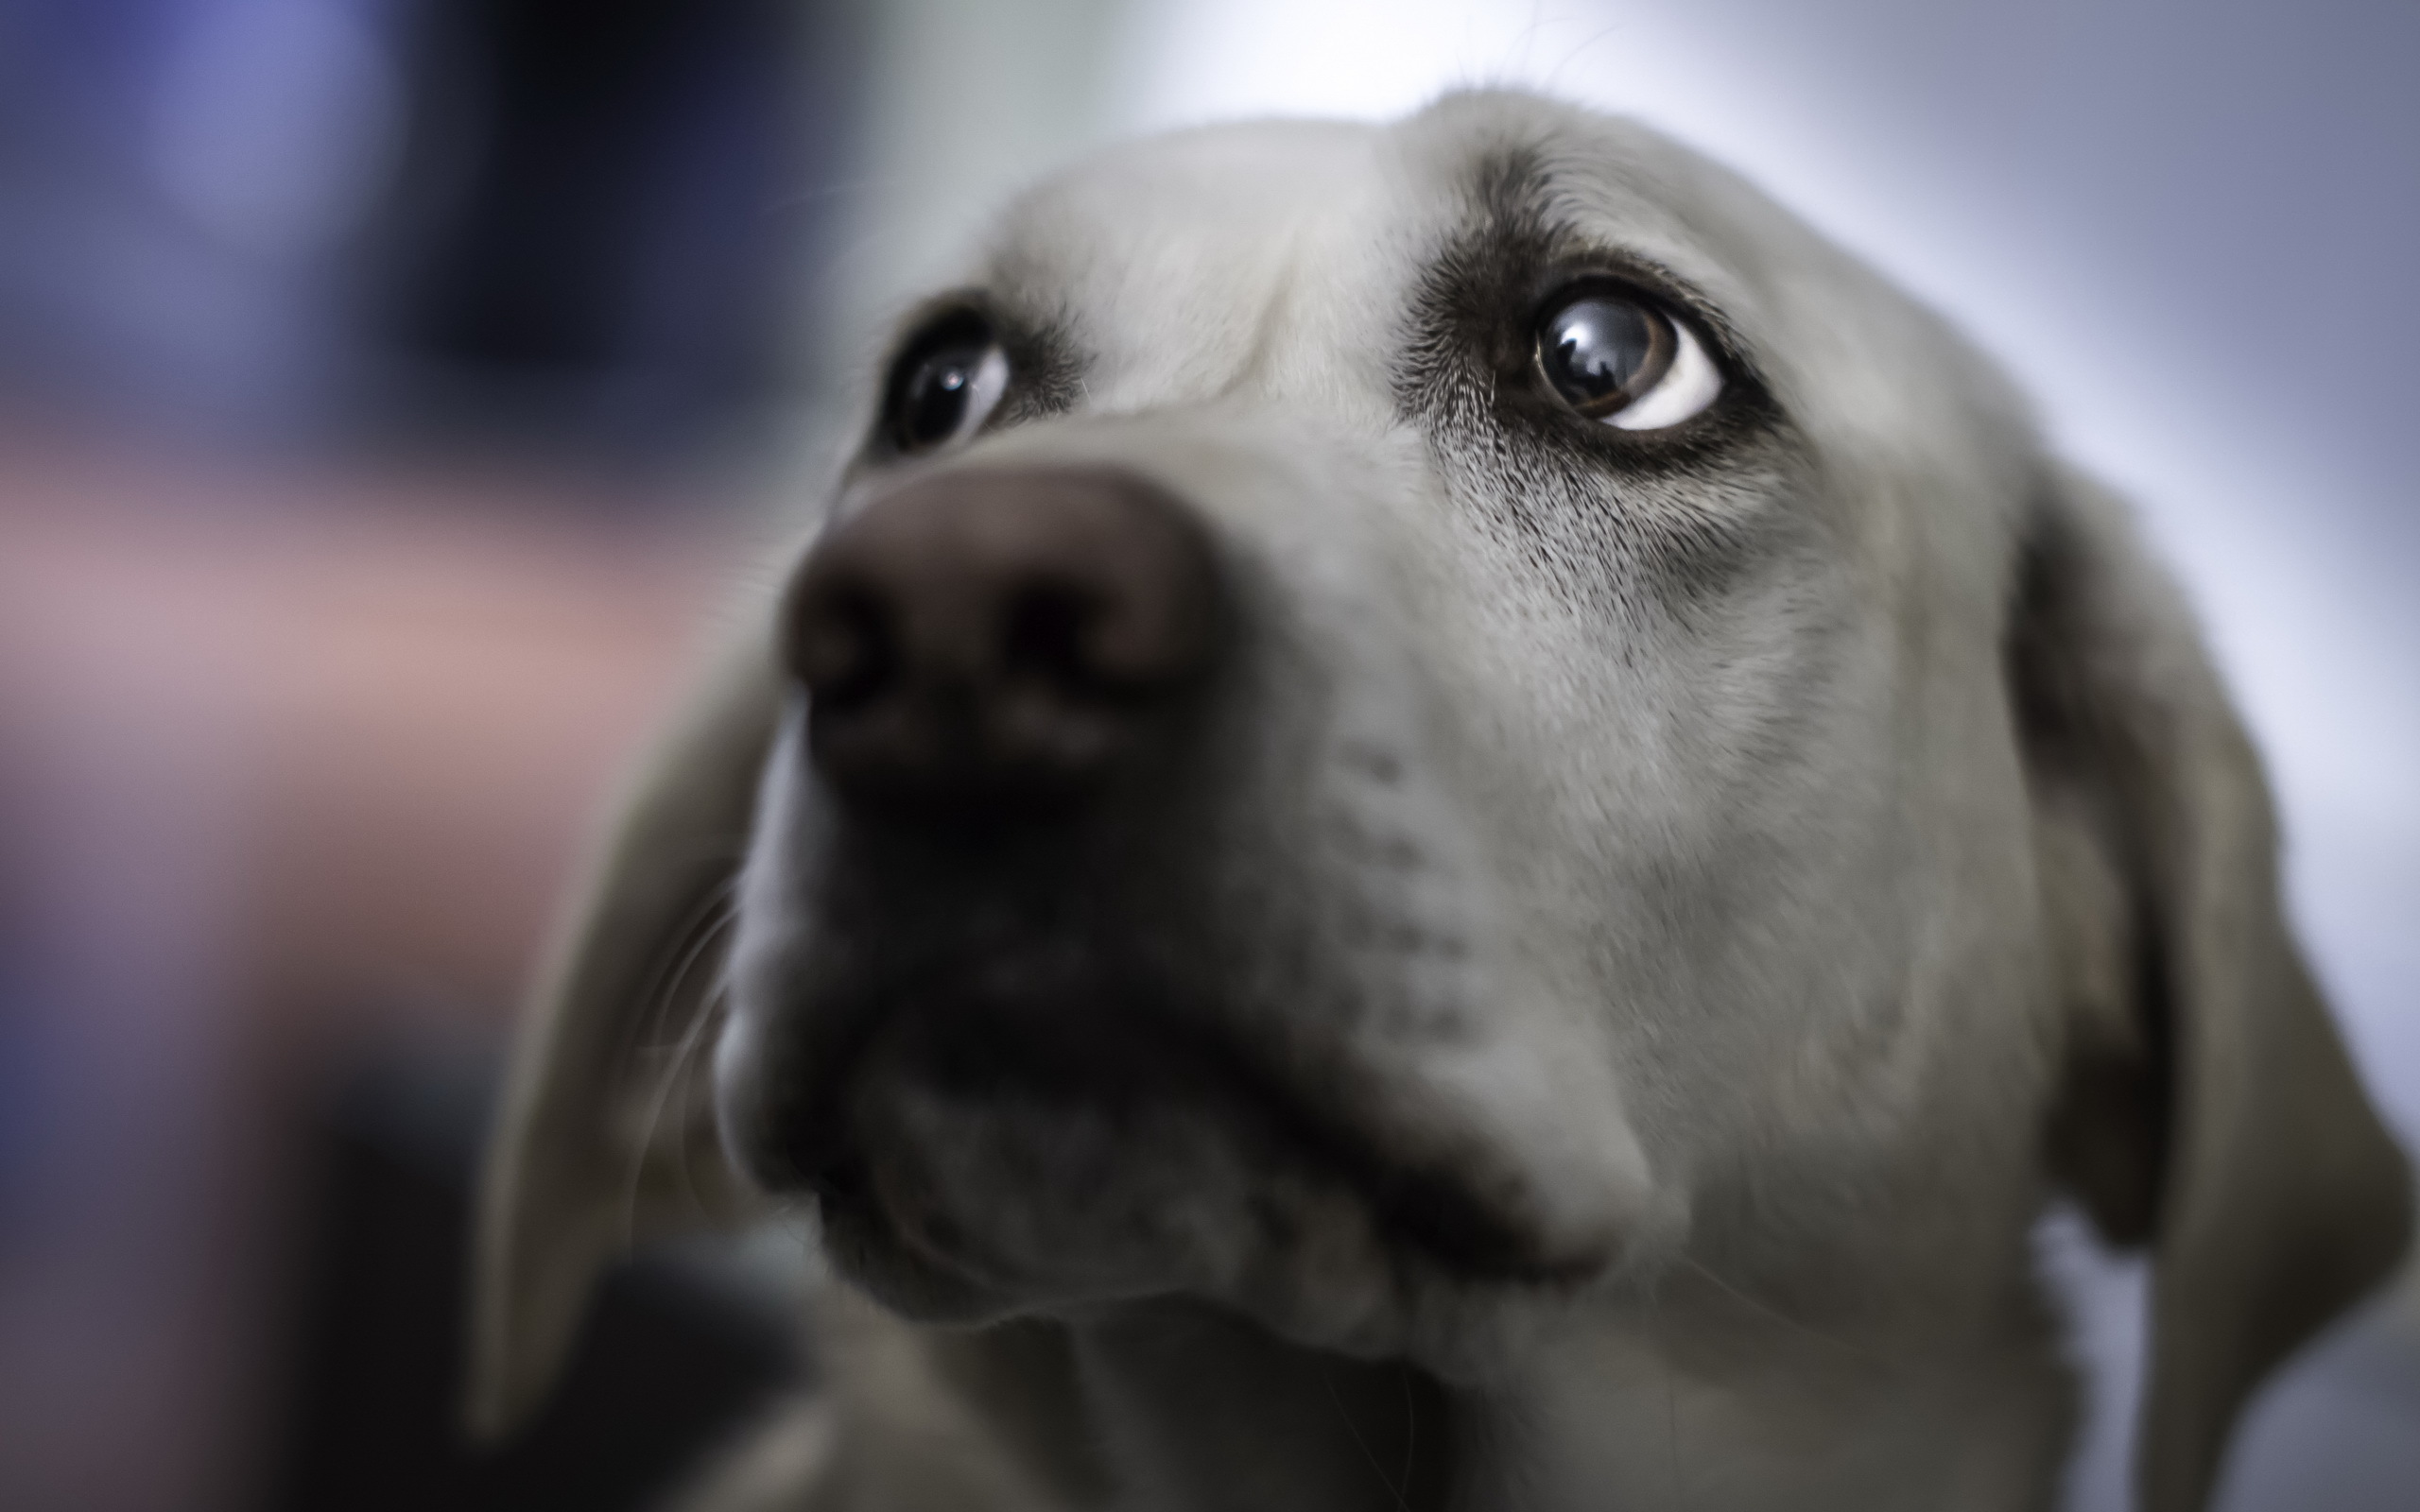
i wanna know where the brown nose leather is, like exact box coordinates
[786,467,1221,817]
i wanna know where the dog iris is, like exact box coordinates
[1534,286,1722,431]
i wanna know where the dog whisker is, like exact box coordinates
[1322,1365,1415,1512]
[621,973,731,1246]
[1677,1257,1893,1375]
[670,983,735,1221]
[630,871,744,1049]
[1653,1304,1689,1512]
[672,987,735,1219]
[619,901,741,1247]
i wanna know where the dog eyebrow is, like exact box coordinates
[998,310,1087,425]
[1436,144,1765,391]
[1443,146,1560,279]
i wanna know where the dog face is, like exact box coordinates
[476,93,2407,1511]
[715,98,2035,1349]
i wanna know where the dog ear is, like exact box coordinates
[466,628,783,1440]
[2014,468,2411,1512]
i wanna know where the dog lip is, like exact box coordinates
[759,964,1602,1287]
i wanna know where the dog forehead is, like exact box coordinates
[971,97,1816,418]
[980,120,1428,415]
[960,94,2032,561]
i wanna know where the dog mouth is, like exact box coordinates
[744,946,1592,1307]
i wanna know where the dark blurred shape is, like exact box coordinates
[266,1036,801,1512]
[0,449,736,1512]
[0,0,860,461]
[378,0,852,454]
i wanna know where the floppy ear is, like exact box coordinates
[2016,467,2412,1512]
[467,627,784,1439]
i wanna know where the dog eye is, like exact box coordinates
[886,314,1010,454]
[1534,288,1722,431]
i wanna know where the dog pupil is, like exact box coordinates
[1550,298,1651,402]
[907,352,974,443]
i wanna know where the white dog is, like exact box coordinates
[470,91,2411,1512]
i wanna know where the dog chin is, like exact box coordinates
[814,1077,1407,1332]
[730,959,1595,1352]
[801,983,1385,1290]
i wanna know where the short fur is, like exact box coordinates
[471,92,2410,1512]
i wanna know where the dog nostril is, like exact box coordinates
[792,583,896,714]
[1002,580,1113,696]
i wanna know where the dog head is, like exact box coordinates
[473,93,2408,1510]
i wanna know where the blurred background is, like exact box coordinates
[0,2,2411,1508]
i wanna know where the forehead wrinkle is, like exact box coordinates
[979,122,1423,421]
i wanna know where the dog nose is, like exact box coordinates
[786,467,1222,816]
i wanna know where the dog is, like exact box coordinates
[468,91,2411,1512]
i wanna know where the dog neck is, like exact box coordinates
[1067,1299,1459,1512]
[1020,1269,2072,1512]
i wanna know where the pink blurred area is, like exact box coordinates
[0,434,748,1510]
